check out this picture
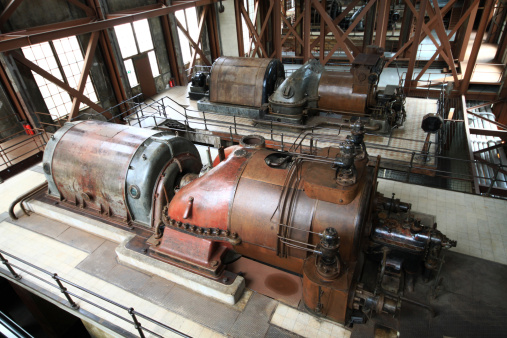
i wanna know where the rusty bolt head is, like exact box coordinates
[222,277,228,283]
[189,196,194,202]
[231,232,238,239]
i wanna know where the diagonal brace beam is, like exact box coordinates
[10,51,103,114]
[175,18,211,66]
[69,31,99,120]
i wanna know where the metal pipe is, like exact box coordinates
[9,182,48,220]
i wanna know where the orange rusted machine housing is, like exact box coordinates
[42,121,456,325]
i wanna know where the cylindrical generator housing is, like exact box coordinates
[43,120,201,227]
[209,56,284,107]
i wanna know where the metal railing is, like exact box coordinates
[115,94,507,197]
[0,250,189,338]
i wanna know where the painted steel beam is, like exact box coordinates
[404,0,427,91]
[10,51,103,114]
[0,0,217,53]
[189,6,208,73]
[321,0,375,63]
[68,31,99,120]
[385,0,457,67]
[461,0,496,93]
[414,1,479,82]
[0,0,24,28]
[251,0,273,57]
[175,18,211,66]
[234,0,244,56]
[64,0,96,17]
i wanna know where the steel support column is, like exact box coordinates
[404,0,427,92]
[461,0,496,94]
[374,0,390,48]
[234,0,245,56]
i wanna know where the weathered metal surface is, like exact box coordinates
[126,135,201,227]
[318,72,368,113]
[209,56,284,108]
[197,98,267,119]
[302,255,352,323]
[45,120,201,227]
[49,121,158,221]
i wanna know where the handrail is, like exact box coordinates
[0,249,190,338]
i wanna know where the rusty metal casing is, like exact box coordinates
[209,56,284,108]
[43,120,201,227]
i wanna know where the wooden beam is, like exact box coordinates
[0,0,24,28]
[68,31,100,120]
[11,51,103,114]
[461,0,496,93]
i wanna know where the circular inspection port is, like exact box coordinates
[240,135,266,149]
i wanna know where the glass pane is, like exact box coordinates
[133,19,154,53]
[185,8,199,42]
[114,23,138,58]
[175,10,192,65]
[124,59,138,86]
[148,51,160,77]
[41,42,53,58]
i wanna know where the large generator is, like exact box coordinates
[40,120,454,324]
[196,46,406,133]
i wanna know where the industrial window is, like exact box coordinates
[21,37,99,120]
[242,0,256,55]
[114,19,160,87]
[175,7,199,67]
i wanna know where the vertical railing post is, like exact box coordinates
[52,273,79,309]
[129,308,145,338]
[281,133,284,152]
[0,252,21,280]
[408,152,416,182]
